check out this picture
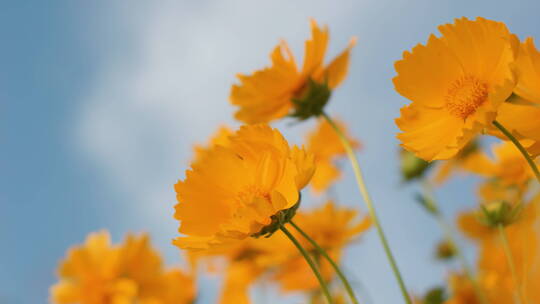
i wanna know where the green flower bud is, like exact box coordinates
[477,200,523,228]
[435,240,456,261]
[400,149,432,182]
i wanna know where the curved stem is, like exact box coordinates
[289,221,360,304]
[498,224,527,304]
[493,120,540,184]
[422,182,488,304]
[280,226,334,304]
[322,112,411,304]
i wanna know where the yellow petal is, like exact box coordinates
[323,37,356,89]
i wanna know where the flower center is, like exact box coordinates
[236,185,271,206]
[445,75,488,119]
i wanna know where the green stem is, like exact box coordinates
[280,226,334,304]
[498,224,527,304]
[322,112,411,304]
[289,221,360,304]
[493,120,540,184]
[422,182,488,304]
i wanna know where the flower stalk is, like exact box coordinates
[322,112,411,304]
[289,220,360,304]
[493,120,540,184]
[421,182,488,304]
[497,224,527,304]
[280,225,334,304]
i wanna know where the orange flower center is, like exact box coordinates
[445,75,488,119]
[236,185,271,206]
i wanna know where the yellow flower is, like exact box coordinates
[443,273,482,304]
[190,201,369,303]
[490,37,540,157]
[458,193,540,303]
[173,124,315,250]
[463,141,536,188]
[430,140,479,184]
[50,231,196,304]
[189,230,291,304]
[394,17,518,161]
[273,201,371,292]
[230,19,356,124]
[306,118,360,192]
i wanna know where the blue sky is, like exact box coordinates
[2,0,540,303]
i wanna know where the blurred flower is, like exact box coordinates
[273,201,371,292]
[463,141,536,188]
[173,124,315,250]
[430,140,479,184]
[457,192,540,302]
[394,17,518,161]
[191,201,369,303]
[230,19,356,124]
[489,37,540,157]
[443,273,482,304]
[50,231,196,304]
[306,118,360,192]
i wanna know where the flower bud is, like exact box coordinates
[435,240,456,260]
[400,149,432,182]
[477,200,523,228]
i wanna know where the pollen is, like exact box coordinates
[445,75,488,119]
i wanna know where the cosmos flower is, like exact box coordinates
[50,231,196,304]
[273,201,371,293]
[394,17,518,161]
[463,141,537,188]
[190,201,369,303]
[457,192,540,303]
[306,118,360,192]
[230,19,356,124]
[173,124,315,250]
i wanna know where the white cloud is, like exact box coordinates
[76,0,367,224]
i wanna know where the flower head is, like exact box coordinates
[457,192,540,302]
[490,37,540,157]
[394,17,518,161]
[306,118,360,192]
[463,141,536,188]
[273,201,371,292]
[173,124,315,250]
[230,19,356,124]
[189,201,369,303]
[50,231,196,304]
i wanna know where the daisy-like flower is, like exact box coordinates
[463,141,537,188]
[490,37,540,157]
[173,124,315,250]
[189,201,369,304]
[394,17,518,161]
[430,140,479,184]
[444,273,483,304]
[306,118,360,192]
[457,192,540,303]
[273,201,371,292]
[50,231,196,304]
[230,19,356,124]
